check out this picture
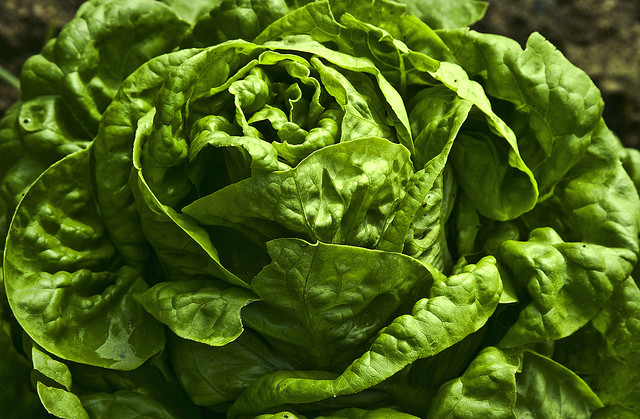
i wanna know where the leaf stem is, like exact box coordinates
[0,65,20,90]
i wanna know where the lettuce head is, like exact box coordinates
[1,0,639,418]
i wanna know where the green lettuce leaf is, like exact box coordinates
[438,30,605,197]
[136,280,257,346]
[0,319,48,418]
[0,0,190,252]
[401,0,488,30]
[2,0,640,417]
[428,347,604,418]
[243,238,433,370]
[93,48,201,268]
[4,148,164,370]
[170,331,293,408]
[427,346,518,418]
[31,345,90,419]
[554,278,640,414]
[228,256,501,416]
[515,351,603,417]
[184,137,414,249]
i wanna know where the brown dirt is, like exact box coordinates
[474,0,640,148]
[0,0,84,116]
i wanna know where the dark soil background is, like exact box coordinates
[0,0,85,114]
[474,0,640,149]
[1,0,639,148]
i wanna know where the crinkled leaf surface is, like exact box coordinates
[184,137,414,248]
[0,0,190,252]
[2,1,640,418]
[131,109,251,287]
[4,148,164,370]
[228,256,501,416]
[93,48,201,268]
[498,122,639,347]
[499,227,636,347]
[427,346,518,419]
[136,279,257,346]
[243,238,433,370]
[438,30,605,197]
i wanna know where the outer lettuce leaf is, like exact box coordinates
[401,0,488,30]
[135,279,257,346]
[0,319,48,418]
[31,345,90,419]
[0,0,190,251]
[359,327,488,416]
[29,339,201,419]
[170,331,293,408]
[434,26,640,354]
[242,238,432,370]
[93,48,201,268]
[37,382,89,419]
[437,30,605,197]
[428,348,604,418]
[80,391,187,419]
[554,278,640,414]
[427,346,518,418]
[228,256,501,416]
[3,149,164,370]
[498,227,636,347]
[514,351,604,417]
[498,122,640,347]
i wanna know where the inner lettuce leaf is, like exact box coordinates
[255,1,540,220]
[183,137,414,249]
[1,0,640,417]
